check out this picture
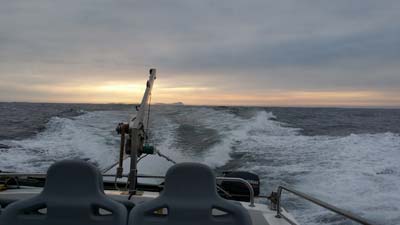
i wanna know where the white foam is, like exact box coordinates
[0,111,130,172]
[203,110,300,167]
[1,107,399,224]
[138,107,238,172]
[137,116,182,176]
[218,110,400,225]
[291,132,400,225]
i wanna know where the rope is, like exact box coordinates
[137,154,149,163]
[103,154,129,173]
[157,151,177,164]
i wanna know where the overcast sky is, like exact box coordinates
[1,0,399,106]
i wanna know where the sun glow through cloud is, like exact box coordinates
[0,77,399,107]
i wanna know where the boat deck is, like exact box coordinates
[0,187,298,225]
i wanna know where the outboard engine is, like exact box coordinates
[220,171,260,202]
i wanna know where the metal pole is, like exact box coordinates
[0,173,47,177]
[275,186,282,218]
[116,126,126,178]
[128,69,156,194]
[0,173,159,178]
[275,186,375,225]
[128,128,141,194]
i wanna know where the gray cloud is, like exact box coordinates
[0,0,399,104]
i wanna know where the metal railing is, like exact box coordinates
[116,175,256,207]
[275,186,375,225]
[0,173,163,178]
[217,177,255,207]
[0,173,255,207]
[0,173,128,178]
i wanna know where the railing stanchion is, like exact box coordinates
[275,186,282,218]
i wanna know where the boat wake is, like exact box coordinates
[0,111,127,172]
[0,106,399,224]
[208,110,400,225]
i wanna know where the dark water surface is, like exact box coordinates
[1,102,399,225]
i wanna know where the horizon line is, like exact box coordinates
[1,101,399,109]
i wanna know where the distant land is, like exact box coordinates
[154,102,184,106]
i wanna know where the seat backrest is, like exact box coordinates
[0,160,127,225]
[129,162,252,225]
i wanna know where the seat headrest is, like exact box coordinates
[163,162,218,199]
[43,160,104,197]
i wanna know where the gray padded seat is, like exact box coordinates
[129,162,252,225]
[0,160,127,225]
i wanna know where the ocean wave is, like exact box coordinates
[1,106,399,225]
[213,110,400,225]
[0,111,128,172]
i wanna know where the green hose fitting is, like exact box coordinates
[143,144,156,154]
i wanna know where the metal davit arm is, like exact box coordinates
[128,68,157,194]
[275,186,375,225]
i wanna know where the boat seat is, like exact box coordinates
[129,162,252,225]
[0,160,128,225]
